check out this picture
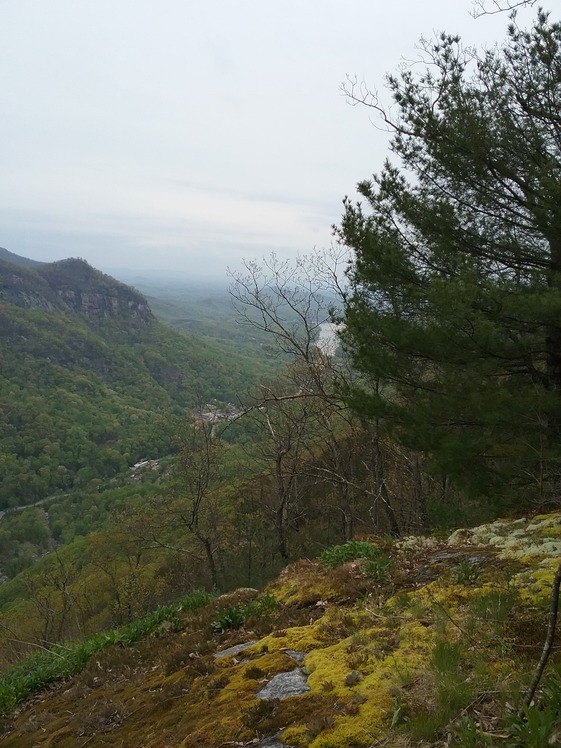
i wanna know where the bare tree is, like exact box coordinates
[248,371,328,560]
[230,250,416,541]
[125,417,229,590]
[24,551,90,643]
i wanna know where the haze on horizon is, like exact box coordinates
[1,0,538,281]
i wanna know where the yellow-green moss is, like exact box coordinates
[267,560,339,606]
[247,606,367,658]
[248,620,326,656]
[514,566,557,604]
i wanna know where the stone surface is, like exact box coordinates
[256,668,310,700]
[213,640,257,659]
[258,736,294,748]
[282,649,306,662]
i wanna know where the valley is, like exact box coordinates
[1,235,561,747]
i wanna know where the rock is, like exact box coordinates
[258,735,295,748]
[256,668,310,700]
[281,649,306,662]
[213,640,258,659]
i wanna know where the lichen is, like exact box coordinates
[396,535,439,552]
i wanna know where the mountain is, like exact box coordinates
[1,512,560,746]
[0,247,45,268]
[0,253,264,508]
[0,256,151,318]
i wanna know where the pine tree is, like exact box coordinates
[338,12,561,503]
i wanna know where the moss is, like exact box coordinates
[247,606,366,657]
[541,525,561,538]
[248,621,326,656]
[267,560,340,606]
[280,690,392,748]
[300,613,434,746]
[171,652,298,747]
[514,566,557,605]
[281,722,309,746]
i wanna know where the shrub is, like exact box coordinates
[319,541,393,581]
[364,554,392,582]
[319,540,378,568]
[454,557,480,585]
[210,593,279,633]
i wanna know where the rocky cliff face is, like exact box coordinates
[0,256,153,322]
[54,285,151,320]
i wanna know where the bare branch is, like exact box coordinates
[519,560,561,716]
[472,0,538,17]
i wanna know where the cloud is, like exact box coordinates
[0,0,540,278]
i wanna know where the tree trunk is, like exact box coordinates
[546,240,561,499]
[200,536,220,590]
[370,418,401,537]
[413,456,430,533]
[276,501,289,560]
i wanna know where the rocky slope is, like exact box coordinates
[1,512,561,746]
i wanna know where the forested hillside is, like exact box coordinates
[0,254,268,508]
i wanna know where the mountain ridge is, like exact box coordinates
[0,246,45,268]
[0,254,152,321]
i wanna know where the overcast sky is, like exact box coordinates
[0,0,541,281]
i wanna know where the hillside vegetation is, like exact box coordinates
[1,513,561,746]
[0,255,269,509]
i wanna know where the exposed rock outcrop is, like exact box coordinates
[0,256,153,322]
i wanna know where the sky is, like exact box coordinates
[0,0,541,281]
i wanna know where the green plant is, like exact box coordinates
[502,671,561,747]
[210,594,279,633]
[454,557,480,585]
[432,641,462,675]
[0,589,213,714]
[306,713,335,739]
[473,588,518,622]
[319,540,393,577]
[390,690,408,727]
[242,697,279,728]
[508,703,561,748]
[364,553,392,582]
[452,716,495,747]
[319,540,378,568]
[406,710,452,741]
[210,605,246,633]
[395,638,476,743]
[343,670,361,686]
